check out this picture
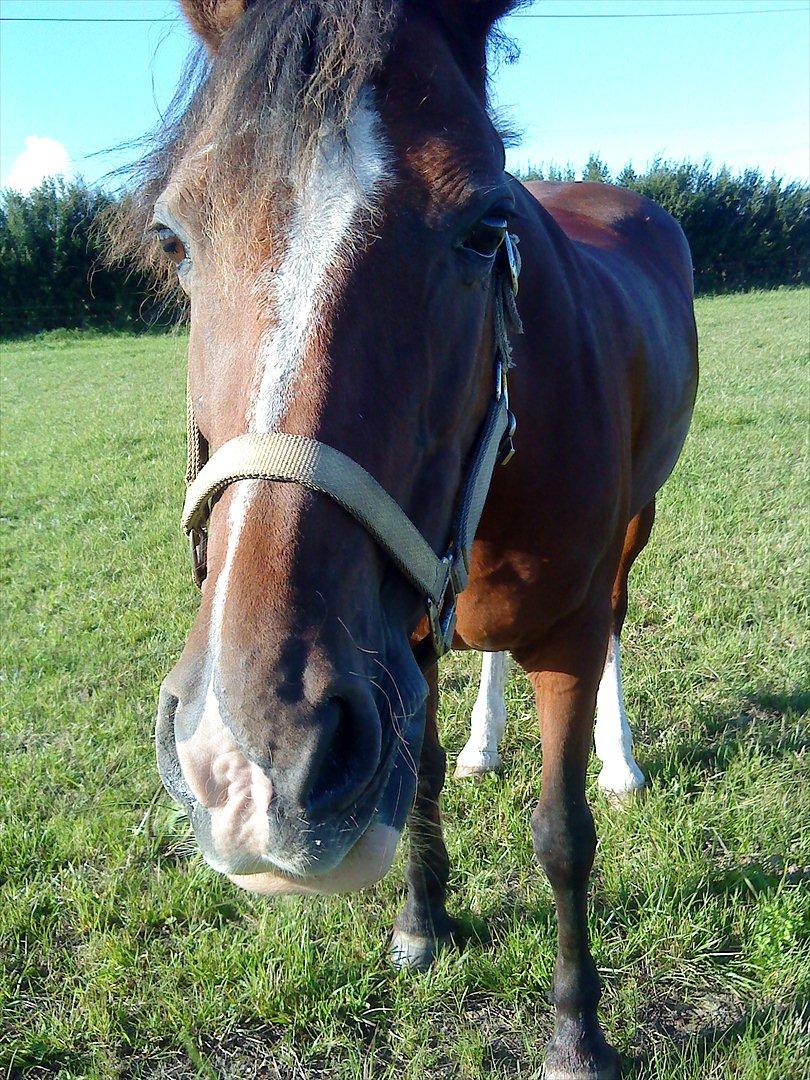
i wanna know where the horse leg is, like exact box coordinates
[594,500,655,799]
[390,662,458,969]
[594,636,645,799]
[454,650,509,778]
[517,601,619,1080]
[456,503,654,789]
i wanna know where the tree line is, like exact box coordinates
[1,161,808,337]
[0,179,167,338]
[522,155,808,295]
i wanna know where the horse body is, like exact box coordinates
[455,178,696,654]
[456,179,697,801]
[133,3,699,1075]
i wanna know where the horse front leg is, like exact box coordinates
[517,603,619,1080]
[389,662,458,969]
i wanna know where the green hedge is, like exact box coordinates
[519,156,809,294]
[0,179,162,338]
[1,161,807,336]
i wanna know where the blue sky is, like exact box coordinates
[1,0,808,193]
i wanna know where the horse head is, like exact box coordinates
[142,0,520,895]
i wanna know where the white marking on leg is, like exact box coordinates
[594,635,646,797]
[455,651,509,778]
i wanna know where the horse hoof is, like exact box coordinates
[544,1038,620,1079]
[601,781,647,808]
[544,1061,619,1079]
[597,768,646,806]
[388,929,455,970]
[453,752,502,779]
[544,1069,619,1080]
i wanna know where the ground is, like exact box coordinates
[1,290,808,1079]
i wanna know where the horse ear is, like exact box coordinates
[422,0,523,96]
[432,0,523,34]
[179,0,250,51]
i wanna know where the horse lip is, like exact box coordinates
[155,683,425,857]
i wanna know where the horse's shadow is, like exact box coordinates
[640,688,809,783]
[628,998,810,1078]
[459,876,807,1077]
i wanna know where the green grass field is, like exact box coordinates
[2,290,809,1079]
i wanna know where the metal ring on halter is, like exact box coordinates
[495,339,516,466]
[497,409,517,467]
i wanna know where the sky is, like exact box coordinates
[1,0,808,194]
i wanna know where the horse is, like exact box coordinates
[457,644,646,796]
[123,2,698,1075]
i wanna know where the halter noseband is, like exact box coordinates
[182,234,522,661]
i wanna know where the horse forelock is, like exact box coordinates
[107,1,396,278]
[107,0,518,287]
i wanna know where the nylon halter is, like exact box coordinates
[182,234,522,661]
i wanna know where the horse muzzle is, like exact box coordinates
[155,674,425,895]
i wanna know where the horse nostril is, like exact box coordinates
[303,695,382,818]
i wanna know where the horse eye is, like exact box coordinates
[461,216,508,259]
[155,226,188,267]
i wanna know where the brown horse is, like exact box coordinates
[127,2,698,1075]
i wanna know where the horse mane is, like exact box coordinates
[106,0,521,293]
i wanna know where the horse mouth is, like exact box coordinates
[154,682,424,888]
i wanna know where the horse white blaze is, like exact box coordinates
[193,95,391,863]
[212,96,391,665]
[456,640,646,796]
[454,651,509,777]
[593,635,646,796]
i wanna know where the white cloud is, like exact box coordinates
[3,136,73,194]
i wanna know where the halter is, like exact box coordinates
[182,234,522,661]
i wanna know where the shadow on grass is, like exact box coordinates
[593,853,806,932]
[6,1052,92,1080]
[628,996,810,1077]
[642,687,809,783]
[453,891,808,1077]
[119,1023,291,1080]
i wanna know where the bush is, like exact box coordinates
[1,162,807,336]
[0,178,166,338]
[519,155,809,294]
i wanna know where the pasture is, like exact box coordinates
[2,289,809,1079]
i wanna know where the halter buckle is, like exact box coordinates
[426,554,458,658]
[498,409,517,466]
[189,527,208,588]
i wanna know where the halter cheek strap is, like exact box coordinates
[182,234,522,660]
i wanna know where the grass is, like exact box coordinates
[1,291,809,1079]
